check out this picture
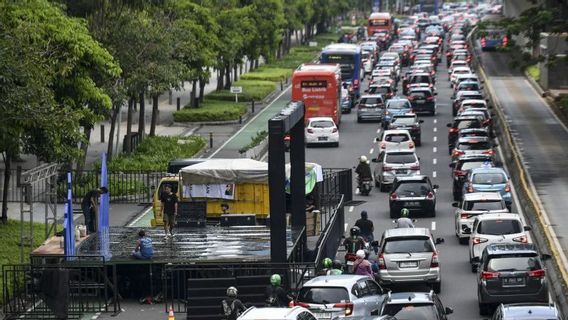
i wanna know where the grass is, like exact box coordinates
[107,136,206,171]
[0,220,50,306]
[174,99,247,123]
[240,67,293,82]
[207,80,277,102]
[526,64,540,82]
[239,130,268,154]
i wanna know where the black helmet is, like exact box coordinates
[361,211,368,219]
[332,259,343,269]
[350,226,360,238]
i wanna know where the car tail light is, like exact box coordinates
[426,96,434,101]
[482,150,494,155]
[426,192,434,200]
[467,185,474,193]
[472,236,488,245]
[409,141,415,149]
[460,213,471,219]
[505,182,511,192]
[453,150,465,157]
[481,271,499,280]
[334,302,354,316]
[431,251,439,267]
[481,37,486,47]
[307,129,314,134]
[290,301,310,308]
[354,79,359,88]
[378,253,386,269]
[513,235,528,243]
[380,142,386,149]
[410,164,420,171]
[528,269,545,278]
[449,128,459,133]
[332,128,338,133]
[454,170,467,177]
[390,192,398,200]
[383,165,393,171]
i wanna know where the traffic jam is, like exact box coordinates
[266,2,563,320]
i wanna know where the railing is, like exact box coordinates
[314,194,345,271]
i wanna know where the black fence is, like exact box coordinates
[313,194,345,269]
[2,256,118,319]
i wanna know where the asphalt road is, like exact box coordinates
[304,54,526,319]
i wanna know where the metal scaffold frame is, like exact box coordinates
[17,163,59,263]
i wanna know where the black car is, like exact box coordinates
[388,114,424,145]
[447,116,484,154]
[478,243,550,316]
[379,291,453,319]
[452,90,484,116]
[450,154,496,201]
[408,88,436,116]
[389,175,439,218]
[403,73,434,95]
[368,84,396,100]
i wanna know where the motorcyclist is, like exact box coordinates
[355,156,373,186]
[264,274,290,307]
[344,226,366,253]
[395,208,415,228]
[221,287,246,320]
[355,211,374,242]
[353,249,374,278]
[318,258,333,276]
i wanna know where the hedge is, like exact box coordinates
[240,67,293,82]
[207,80,276,102]
[174,99,247,122]
[58,172,149,200]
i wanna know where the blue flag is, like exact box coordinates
[64,172,75,259]
[99,153,109,229]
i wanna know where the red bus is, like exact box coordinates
[292,67,342,125]
[368,12,392,36]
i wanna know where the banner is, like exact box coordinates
[99,153,109,230]
[64,172,75,259]
[183,184,236,199]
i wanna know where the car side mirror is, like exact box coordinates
[375,137,380,142]
[365,89,369,93]
[435,237,445,245]
[434,92,438,95]
[524,226,532,231]
[371,240,379,247]
[541,253,552,261]
[449,162,455,168]
[433,184,439,189]
[419,120,424,123]
[445,307,454,315]
[371,158,379,163]
[452,202,459,207]
[446,123,452,127]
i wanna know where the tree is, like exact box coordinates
[0,0,120,223]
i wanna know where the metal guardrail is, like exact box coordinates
[314,194,345,270]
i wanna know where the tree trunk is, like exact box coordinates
[125,97,134,153]
[249,58,254,72]
[239,63,243,75]
[217,67,225,91]
[254,59,259,69]
[107,103,119,162]
[149,94,159,137]
[1,152,11,224]
[224,64,231,89]
[199,77,206,102]
[76,126,91,172]
[191,81,198,107]
[295,29,300,46]
[233,65,238,82]
[138,92,145,141]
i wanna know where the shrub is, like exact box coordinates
[239,130,268,154]
[526,64,540,82]
[240,67,293,82]
[207,80,276,102]
[58,172,149,201]
[174,100,247,122]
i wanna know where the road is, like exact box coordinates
[304,55,527,318]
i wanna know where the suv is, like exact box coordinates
[373,150,420,192]
[294,275,386,319]
[408,88,436,116]
[451,136,494,162]
[389,175,438,218]
[450,154,495,201]
[383,97,413,128]
[404,73,434,95]
[447,116,484,154]
[454,192,509,244]
[379,291,454,319]
[388,114,423,145]
[357,94,385,123]
[377,228,444,292]
[462,167,513,210]
[469,213,532,272]
[452,90,485,116]
[491,303,561,320]
[237,307,317,320]
[477,244,550,315]
[377,129,415,152]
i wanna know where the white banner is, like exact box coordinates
[183,184,236,200]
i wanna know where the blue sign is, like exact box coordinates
[374,0,380,12]
[64,172,75,259]
[99,153,112,261]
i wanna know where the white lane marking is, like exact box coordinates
[209,85,292,158]
[369,148,374,155]
[437,103,449,106]
[433,158,437,165]
[433,136,437,142]
[433,171,437,178]
[376,128,382,134]
[433,147,437,153]
[433,127,437,132]
[349,206,354,213]
[344,223,349,232]
[431,221,437,231]
[127,206,153,227]
[433,119,437,124]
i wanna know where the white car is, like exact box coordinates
[458,99,488,114]
[377,129,415,152]
[305,117,339,147]
[238,306,317,320]
[469,213,531,272]
[453,192,509,244]
[450,67,472,87]
[447,60,469,75]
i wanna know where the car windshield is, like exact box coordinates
[385,153,416,164]
[388,101,411,109]
[487,256,541,272]
[382,304,439,319]
[459,83,480,91]
[463,103,486,109]
[370,87,390,94]
[466,201,504,211]
[460,94,483,101]
[459,161,490,171]
[310,120,334,128]
[477,219,522,235]
[458,141,491,150]
[297,287,349,304]
[456,119,482,129]
[383,237,434,254]
[472,173,506,184]
[410,75,432,83]
[361,97,382,105]
[385,134,410,142]
[394,181,431,196]
[392,117,416,125]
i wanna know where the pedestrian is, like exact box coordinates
[353,250,374,278]
[264,274,290,307]
[160,185,178,239]
[81,186,108,234]
[132,229,154,260]
[221,287,246,320]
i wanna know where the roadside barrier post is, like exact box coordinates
[280,80,284,90]
[176,97,181,111]
[100,125,105,143]
[252,100,255,114]
[209,132,213,149]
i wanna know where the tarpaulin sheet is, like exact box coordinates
[180,159,268,184]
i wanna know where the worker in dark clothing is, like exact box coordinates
[355,211,374,243]
[355,156,373,191]
[160,185,178,239]
[343,226,366,254]
[222,287,246,320]
[264,274,290,307]
[81,186,108,234]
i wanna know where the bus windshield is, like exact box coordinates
[369,19,389,27]
[325,54,355,80]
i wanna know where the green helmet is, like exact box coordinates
[322,258,332,268]
[400,208,410,218]
[270,274,281,286]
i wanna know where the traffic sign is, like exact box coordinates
[230,86,243,94]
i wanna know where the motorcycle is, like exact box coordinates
[344,239,379,272]
[358,178,373,196]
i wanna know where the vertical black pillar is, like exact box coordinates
[268,118,287,264]
[290,119,306,234]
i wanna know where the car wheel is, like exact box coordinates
[357,117,362,123]
[478,303,490,316]
[471,263,478,273]
[375,179,380,187]
[416,139,422,146]
[432,282,441,294]
[389,208,398,219]
[453,191,461,201]
[448,148,453,155]
[380,182,388,192]
[429,208,436,217]
[458,237,469,245]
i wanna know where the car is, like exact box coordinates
[469,213,531,271]
[462,167,513,209]
[477,244,550,315]
[373,150,420,192]
[293,275,387,319]
[451,136,494,162]
[305,117,339,147]
[458,99,488,114]
[387,114,423,145]
[452,90,485,116]
[447,59,469,75]
[237,306,317,320]
[450,66,473,86]
[403,72,434,95]
[383,97,413,127]
[377,228,443,292]
[368,84,396,100]
[491,303,561,320]
[389,175,438,218]
[447,115,484,154]
[408,88,436,116]
[379,291,454,319]
[362,51,374,75]
[450,154,495,200]
[453,192,509,244]
[452,80,482,97]
[377,129,415,152]
[358,94,386,123]
[454,74,481,88]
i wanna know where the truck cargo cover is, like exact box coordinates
[180,159,268,184]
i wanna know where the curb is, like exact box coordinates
[524,70,548,98]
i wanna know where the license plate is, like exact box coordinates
[405,201,421,207]
[314,313,332,320]
[318,136,328,141]
[347,261,354,266]
[415,99,425,104]
[396,169,407,174]
[502,277,525,286]
[399,261,418,268]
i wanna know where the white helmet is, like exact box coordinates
[356,249,365,259]
[360,155,368,163]
[226,286,238,297]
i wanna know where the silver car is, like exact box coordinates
[372,150,420,192]
[357,94,385,123]
[294,275,387,320]
[377,228,443,293]
[453,192,508,244]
